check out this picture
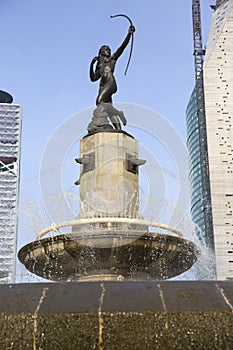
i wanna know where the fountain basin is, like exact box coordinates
[18,231,199,281]
[1,281,233,349]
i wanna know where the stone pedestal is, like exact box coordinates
[78,131,140,218]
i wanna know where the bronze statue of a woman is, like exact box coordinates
[88,16,135,132]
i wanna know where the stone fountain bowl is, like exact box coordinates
[18,231,200,281]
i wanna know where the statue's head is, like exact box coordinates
[99,45,111,57]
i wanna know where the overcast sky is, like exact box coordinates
[0,1,215,280]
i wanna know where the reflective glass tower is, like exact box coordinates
[0,92,21,283]
[186,88,207,244]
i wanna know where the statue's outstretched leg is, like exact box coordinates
[109,115,122,130]
[101,103,127,127]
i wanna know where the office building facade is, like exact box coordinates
[187,0,233,279]
[0,102,22,283]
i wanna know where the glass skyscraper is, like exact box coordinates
[186,88,207,245]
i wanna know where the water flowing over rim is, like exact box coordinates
[37,217,183,239]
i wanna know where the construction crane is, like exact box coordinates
[191,0,214,249]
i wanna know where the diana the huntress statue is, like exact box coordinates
[88,14,135,133]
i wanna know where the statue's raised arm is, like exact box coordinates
[111,26,135,62]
